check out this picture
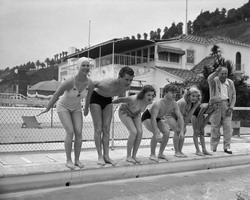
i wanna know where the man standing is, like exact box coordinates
[90,66,134,166]
[207,66,236,154]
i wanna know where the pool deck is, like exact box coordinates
[0,130,250,195]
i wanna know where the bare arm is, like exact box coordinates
[84,79,94,116]
[174,102,185,137]
[38,80,71,116]
[112,96,134,104]
[185,100,201,126]
[149,103,161,136]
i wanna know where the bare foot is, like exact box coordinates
[97,157,105,166]
[104,156,116,166]
[203,151,212,156]
[75,161,84,168]
[180,152,187,158]
[126,157,136,164]
[132,157,141,164]
[158,154,169,161]
[66,161,75,170]
[175,152,186,158]
[195,152,204,156]
[149,155,159,162]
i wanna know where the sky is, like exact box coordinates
[0,0,248,70]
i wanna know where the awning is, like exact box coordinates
[157,45,185,55]
[65,39,155,60]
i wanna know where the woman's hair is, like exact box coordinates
[76,57,90,70]
[118,66,134,78]
[183,87,201,102]
[137,85,156,100]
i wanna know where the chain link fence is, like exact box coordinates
[1,106,249,153]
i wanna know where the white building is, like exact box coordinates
[58,35,250,100]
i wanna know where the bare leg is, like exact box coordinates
[179,127,187,157]
[132,131,142,164]
[158,121,170,161]
[148,135,159,162]
[173,131,182,157]
[58,111,75,170]
[102,104,116,166]
[132,117,143,164]
[90,104,105,166]
[193,135,203,156]
[71,112,84,168]
[200,135,212,155]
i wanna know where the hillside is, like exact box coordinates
[198,21,250,45]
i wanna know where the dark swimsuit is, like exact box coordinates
[141,109,161,123]
[193,105,214,117]
[90,90,112,110]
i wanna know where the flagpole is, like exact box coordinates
[185,0,188,35]
[88,20,91,58]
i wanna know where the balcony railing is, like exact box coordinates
[95,54,153,67]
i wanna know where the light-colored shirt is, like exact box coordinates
[220,79,229,100]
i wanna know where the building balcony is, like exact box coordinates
[94,53,154,68]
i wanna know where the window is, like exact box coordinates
[150,46,155,60]
[169,53,179,63]
[236,52,241,71]
[158,52,168,61]
[187,50,194,64]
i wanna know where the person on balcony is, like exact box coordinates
[89,66,134,166]
[38,57,94,170]
[112,85,156,164]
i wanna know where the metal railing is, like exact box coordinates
[0,106,249,153]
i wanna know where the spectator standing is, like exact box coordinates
[207,66,236,154]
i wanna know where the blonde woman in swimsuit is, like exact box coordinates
[112,85,156,164]
[38,57,94,170]
[166,87,201,158]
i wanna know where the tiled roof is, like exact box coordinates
[167,34,250,47]
[156,66,198,82]
[191,55,217,74]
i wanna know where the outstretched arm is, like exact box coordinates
[37,80,70,116]
[112,96,133,104]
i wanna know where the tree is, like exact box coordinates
[195,45,249,106]
[45,58,50,68]
[143,33,148,40]
[156,28,161,39]
[137,33,141,40]
[161,26,169,39]
[36,60,41,69]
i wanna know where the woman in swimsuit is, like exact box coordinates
[38,57,94,170]
[166,87,201,158]
[112,85,156,164]
[192,97,222,156]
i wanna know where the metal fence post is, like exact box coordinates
[51,108,53,127]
